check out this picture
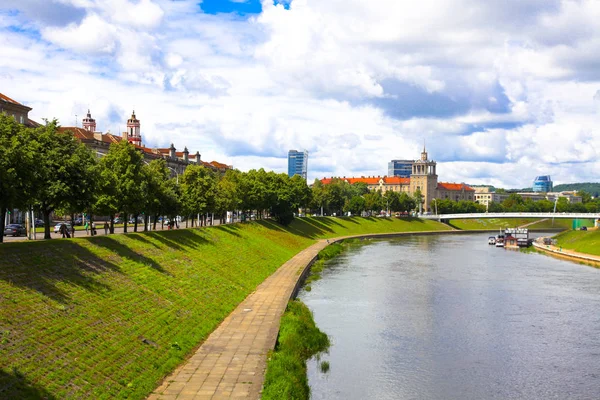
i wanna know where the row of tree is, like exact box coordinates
[0,115,312,242]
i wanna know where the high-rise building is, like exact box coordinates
[288,150,308,180]
[388,160,413,177]
[533,175,553,192]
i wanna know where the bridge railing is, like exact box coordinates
[418,212,600,220]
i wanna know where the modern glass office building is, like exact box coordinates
[288,150,308,180]
[388,160,413,177]
[533,175,553,192]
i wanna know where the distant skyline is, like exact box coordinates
[1,0,599,187]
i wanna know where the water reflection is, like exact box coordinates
[302,233,600,400]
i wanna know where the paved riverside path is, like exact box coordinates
[532,237,600,265]
[148,231,455,399]
[148,238,332,400]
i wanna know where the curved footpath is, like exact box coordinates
[532,239,600,266]
[148,230,454,400]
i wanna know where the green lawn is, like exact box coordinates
[448,217,595,231]
[0,217,448,399]
[554,229,600,257]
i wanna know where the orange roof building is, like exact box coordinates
[0,92,41,127]
[57,109,233,176]
[319,148,475,212]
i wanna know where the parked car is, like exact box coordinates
[113,217,122,224]
[34,219,45,227]
[54,223,72,234]
[4,224,26,237]
[73,218,83,226]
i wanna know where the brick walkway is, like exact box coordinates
[148,231,451,400]
[148,239,332,400]
[532,238,600,265]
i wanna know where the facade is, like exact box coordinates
[320,147,475,212]
[533,175,553,192]
[474,187,582,207]
[387,160,413,178]
[0,92,40,127]
[59,110,232,176]
[288,149,308,180]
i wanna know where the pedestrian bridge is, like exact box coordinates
[419,212,600,221]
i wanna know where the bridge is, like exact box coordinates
[418,212,600,221]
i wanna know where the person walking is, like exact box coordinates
[91,221,96,236]
[59,223,67,238]
[70,224,75,238]
[84,221,89,235]
[104,221,109,235]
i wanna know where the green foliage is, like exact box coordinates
[553,183,600,198]
[262,301,329,400]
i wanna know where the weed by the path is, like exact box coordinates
[262,301,329,400]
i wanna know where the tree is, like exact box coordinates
[364,190,383,214]
[413,189,424,212]
[180,165,216,226]
[398,192,416,212]
[215,169,242,223]
[30,121,98,239]
[344,195,366,215]
[96,140,146,233]
[143,159,180,230]
[288,174,312,212]
[0,115,36,242]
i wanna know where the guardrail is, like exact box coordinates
[418,212,600,220]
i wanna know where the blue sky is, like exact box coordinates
[0,0,599,188]
[201,0,262,15]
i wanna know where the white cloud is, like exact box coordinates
[2,0,600,187]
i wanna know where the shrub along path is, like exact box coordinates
[149,229,451,400]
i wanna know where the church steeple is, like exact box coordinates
[421,140,428,161]
[126,110,141,146]
[82,109,96,132]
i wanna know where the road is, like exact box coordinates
[2,219,227,243]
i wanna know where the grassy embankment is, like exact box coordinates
[448,218,594,230]
[553,229,600,257]
[0,216,448,399]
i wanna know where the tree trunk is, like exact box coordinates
[43,209,52,239]
[0,207,6,243]
[144,214,149,232]
[110,214,115,234]
[186,217,189,228]
[134,214,138,232]
[153,214,158,230]
[123,213,128,233]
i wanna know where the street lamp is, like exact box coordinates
[167,166,179,184]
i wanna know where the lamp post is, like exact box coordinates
[167,166,179,184]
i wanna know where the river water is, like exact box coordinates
[300,232,600,400]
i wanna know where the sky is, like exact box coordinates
[1,0,599,188]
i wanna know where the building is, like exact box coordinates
[320,147,475,212]
[387,160,413,178]
[0,93,40,127]
[288,149,308,180]
[59,110,232,177]
[533,175,553,192]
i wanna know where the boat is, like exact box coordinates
[488,236,496,245]
[495,234,505,247]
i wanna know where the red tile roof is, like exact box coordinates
[437,182,475,191]
[0,92,23,105]
[321,176,410,185]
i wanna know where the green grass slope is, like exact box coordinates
[0,217,448,399]
[554,229,600,257]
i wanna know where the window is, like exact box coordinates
[19,115,24,124]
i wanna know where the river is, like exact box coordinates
[300,232,600,400]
